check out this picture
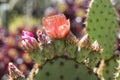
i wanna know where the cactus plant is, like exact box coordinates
[86,0,118,60]
[8,0,120,80]
[34,58,99,80]
[102,56,118,80]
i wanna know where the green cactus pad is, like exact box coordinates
[30,48,45,64]
[86,0,118,59]
[41,44,55,60]
[34,58,99,80]
[76,48,90,63]
[65,41,77,58]
[30,44,55,64]
[102,57,118,80]
[53,40,65,56]
[87,51,101,68]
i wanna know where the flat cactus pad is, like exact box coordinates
[34,58,99,80]
[86,0,118,59]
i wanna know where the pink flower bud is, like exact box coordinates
[22,31,38,52]
[22,30,34,37]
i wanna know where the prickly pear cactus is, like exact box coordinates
[102,57,118,80]
[34,58,99,80]
[76,48,90,63]
[87,51,101,68]
[53,40,65,56]
[65,40,78,58]
[86,0,118,59]
[30,48,47,64]
[17,0,120,80]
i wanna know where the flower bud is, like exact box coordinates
[37,29,51,45]
[22,30,34,37]
[22,31,38,52]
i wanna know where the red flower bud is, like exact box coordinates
[42,14,70,39]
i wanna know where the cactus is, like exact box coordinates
[87,51,101,68]
[65,39,78,58]
[76,48,90,63]
[86,0,118,60]
[53,39,65,56]
[34,58,99,80]
[9,0,120,80]
[102,57,118,80]
[30,48,46,64]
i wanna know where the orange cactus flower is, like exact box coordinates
[42,14,70,39]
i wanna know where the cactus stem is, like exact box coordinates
[97,60,105,80]
[27,63,40,80]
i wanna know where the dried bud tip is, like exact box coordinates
[8,62,25,79]
[91,40,102,52]
[79,34,89,47]
[37,29,51,46]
